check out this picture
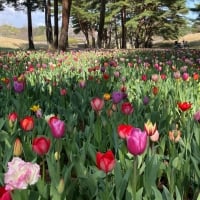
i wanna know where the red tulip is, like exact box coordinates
[32,136,51,156]
[177,102,192,111]
[20,116,34,131]
[160,74,167,80]
[96,150,116,173]
[121,102,134,115]
[193,72,199,81]
[152,86,159,95]
[117,124,133,139]
[48,116,65,138]
[0,186,12,200]
[141,74,147,81]
[90,97,104,112]
[102,73,109,80]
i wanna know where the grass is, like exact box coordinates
[153,32,200,49]
[0,32,200,51]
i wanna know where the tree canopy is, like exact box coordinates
[0,0,192,49]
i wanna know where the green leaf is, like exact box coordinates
[152,186,163,200]
[0,118,5,130]
[197,193,200,200]
[143,155,160,196]
[36,179,49,199]
[11,189,29,200]
[175,186,182,200]
[172,156,182,170]
[136,187,144,200]
[119,167,132,200]
[162,186,174,200]
[191,156,200,179]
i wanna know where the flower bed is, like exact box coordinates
[0,49,200,199]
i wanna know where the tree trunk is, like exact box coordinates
[114,18,119,49]
[53,0,59,49]
[27,0,34,50]
[97,0,106,48]
[107,23,112,48]
[121,6,126,49]
[45,0,53,47]
[84,32,89,47]
[134,34,140,48]
[89,27,96,48]
[59,0,72,51]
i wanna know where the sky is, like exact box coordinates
[0,0,199,28]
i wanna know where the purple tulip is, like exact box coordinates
[111,91,124,104]
[79,80,86,88]
[143,96,150,105]
[100,66,106,73]
[126,128,147,156]
[13,80,25,93]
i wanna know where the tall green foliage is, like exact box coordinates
[71,0,99,48]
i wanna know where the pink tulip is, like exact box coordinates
[150,130,160,142]
[48,116,65,138]
[182,72,189,81]
[4,157,40,190]
[126,128,147,156]
[60,88,67,96]
[193,110,200,122]
[90,97,104,112]
[151,74,159,82]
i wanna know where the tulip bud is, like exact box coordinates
[57,178,65,194]
[13,138,23,156]
[54,152,60,161]
[8,112,18,128]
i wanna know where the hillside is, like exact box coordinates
[0,25,200,50]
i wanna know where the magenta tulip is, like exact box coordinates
[126,128,147,156]
[121,102,134,115]
[48,116,65,138]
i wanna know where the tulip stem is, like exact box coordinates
[132,156,138,200]
[42,156,45,182]
[56,139,62,176]
[126,115,129,124]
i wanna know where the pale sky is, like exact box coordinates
[0,0,199,28]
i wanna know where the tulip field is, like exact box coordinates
[0,48,200,200]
